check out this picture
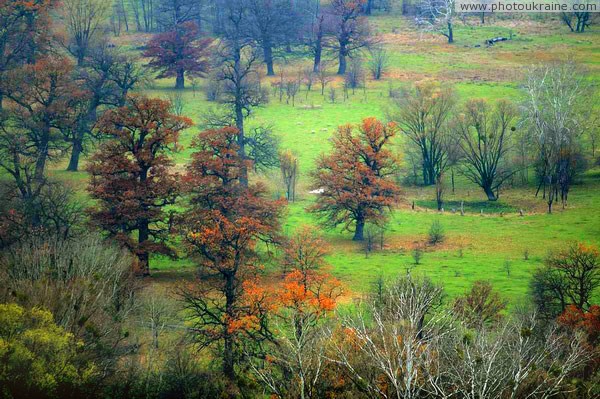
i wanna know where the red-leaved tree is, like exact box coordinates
[87,95,192,276]
[143,21,212,89]
[311,117,400,241]
[180,126,283,381]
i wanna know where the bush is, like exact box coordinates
[428,220,445,245]
[412,246,423,264]
[0,303,98,399]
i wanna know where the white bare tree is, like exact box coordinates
[331,275,450,399]
[522,62,593,213]
[438,312,593,399]
[416,0,458,43]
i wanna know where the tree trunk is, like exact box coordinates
[66,139,83,171]
[337,45,347,75]
[313,42,322,73]
[223,273,236,380]
[447,22,454,43]
[483,185,497,201]
[235,103,248,187]
[353,216,365,241]
[175,69,185,89]
[138,220,150,276]
[263,41,275,76]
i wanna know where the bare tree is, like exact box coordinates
[435,173,445,211]
[139,288,176,349]
[317,62,334,95]
[390,81,456,186]
[416,0,457,43]
[332,275,448,399]
[0,234,136,361]
[454,99,517,201]
[285,76,301,106]
[303,68,316,98]
[531,243,600,317]
[280,150,299,202]
[130,0,158,32]
[344,57,364,94]
[214,43,264,186]
[522,62,593,213]
[439,314,593,399]
[302,0,326,72]
[247,0,292,76]
[561,11,592,33]
[62,0,111,65]
[326,0,373,75]
[368,46,389,80]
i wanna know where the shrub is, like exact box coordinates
[412,246,424,265]
[0,303,98,399]
[428,220,445,245]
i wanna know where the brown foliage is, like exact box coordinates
[310,117,400,241]
[143,21,212,89]
[87,95,191,276]
[453,280,507,328]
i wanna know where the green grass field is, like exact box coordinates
[46,13,600,304]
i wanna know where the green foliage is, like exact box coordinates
[0,303,97,399]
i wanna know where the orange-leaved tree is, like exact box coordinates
[310,117,400,241]
[180,126,283,381]
[248,227,342,398]
[87,95,191,276]
[558,304,600,345]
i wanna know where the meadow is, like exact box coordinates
[48,12,600,304]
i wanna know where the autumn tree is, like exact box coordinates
[61,0,111,65]
[558,305,600,345]
[282,225,331,275]
[0,57,85,231]
[143,21,212,89]
[87,95,191,276]
[0,0,53,109]
[180,127,283,381]
[248,226,341,398]
[454,99,517,201]
[390,81,456,186]
[249,270,341,398]
[326,0,373,75]
[453,280,507,329]
[311,118,400,241]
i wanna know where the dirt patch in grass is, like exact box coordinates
[385,234,473,252]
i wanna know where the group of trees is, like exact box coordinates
[392,65,596,212]
[3,235,597,398]
[0,1,147,247]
